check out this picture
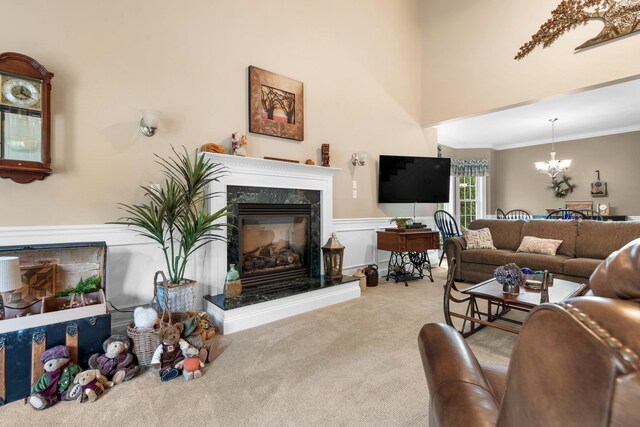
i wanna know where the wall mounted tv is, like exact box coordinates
[378,155,451,203]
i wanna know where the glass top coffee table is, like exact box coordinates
[444,276,587,336]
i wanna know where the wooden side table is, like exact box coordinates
[376,229,440,286]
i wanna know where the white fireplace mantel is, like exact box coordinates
[202,153,359,334]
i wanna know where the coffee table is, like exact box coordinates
[445,277,587,336]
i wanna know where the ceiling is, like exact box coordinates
[434,77,640,150]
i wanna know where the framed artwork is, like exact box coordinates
[565,201,593,212]
[249,66,303,141]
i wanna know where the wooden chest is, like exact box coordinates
[0,242,111,406]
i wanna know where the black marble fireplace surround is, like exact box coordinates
[213,186,324,305]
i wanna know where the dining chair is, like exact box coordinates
[504,209,531,220]
[496,208,506,219]
[545,209,588,220]
[434,210,462,266]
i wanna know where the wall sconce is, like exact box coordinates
[140,109,162,137]
[351,152,368,166]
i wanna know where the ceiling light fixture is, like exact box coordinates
[534,118,571,178]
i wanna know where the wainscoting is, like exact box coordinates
[333,216,438,276]
[0,216,439,313]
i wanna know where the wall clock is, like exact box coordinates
[0,52,53,183]
[1,77,42,109]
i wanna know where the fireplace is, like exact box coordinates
[203,154,359,335]
[237,203,311,289]
[226,185,322,295]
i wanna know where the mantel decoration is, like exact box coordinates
[535,118,571,178]
[590,169,607,196]
[516,0,640,60]
[112,146,231,311]
[548,174,576,197]
[249,66,304,141]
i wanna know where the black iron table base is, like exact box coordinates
[385,250,433,286]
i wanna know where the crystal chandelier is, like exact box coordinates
[535,118,571,178]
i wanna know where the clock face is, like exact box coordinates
[1,76,42,110]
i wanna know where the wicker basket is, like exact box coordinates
[127,271,173,367]
[153,270,196,313]
[127,322,160,367]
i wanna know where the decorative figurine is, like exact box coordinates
[321,143,330,167]
[181,346,205,380]
[65,370,113,403]
[88,335,140,384]
[29,345,83,410]
[150,323,190,382]
[232,132,247,156]
[201,142,225,154]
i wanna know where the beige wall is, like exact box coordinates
[421,0,640,125]
[493,131,640,216]
[0,0,429,226]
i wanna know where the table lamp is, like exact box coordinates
[0,256,22,321]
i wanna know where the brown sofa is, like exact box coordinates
[444,219,640,283]
[419,238,640,426]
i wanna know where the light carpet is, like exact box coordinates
[2,267,516,426]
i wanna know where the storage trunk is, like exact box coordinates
[0,242,111,406]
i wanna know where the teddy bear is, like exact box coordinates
[181,346,205,380]
[88,335,140,384]
[29,345,83,410]
[150,323,191,382]
[64,369,113,403]
[182,311,217,363]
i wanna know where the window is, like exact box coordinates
[441,176,485,228]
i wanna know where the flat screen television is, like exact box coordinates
[378,155,451,203]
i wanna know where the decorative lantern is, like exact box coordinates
[322,233,345,281]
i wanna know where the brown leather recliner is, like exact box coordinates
[419,238,640,427]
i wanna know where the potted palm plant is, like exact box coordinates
[112,146,230,311]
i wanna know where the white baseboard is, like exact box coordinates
[205,281,361,334]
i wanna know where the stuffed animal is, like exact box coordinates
[29,345,83,410]
[231,132,247,156]
[88,335,140,384]
[134,306,158,329]
[182,311,217,363]
[65,369,113,403]
[181,347,204,380]
[150,323,190,382]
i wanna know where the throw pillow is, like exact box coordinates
[517,236,563,256]
[462,228,496,250]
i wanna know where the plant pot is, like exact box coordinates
[154,274,197,312]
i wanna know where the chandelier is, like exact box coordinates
[535,118,571,178]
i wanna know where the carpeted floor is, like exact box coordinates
[2,266,516,426]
